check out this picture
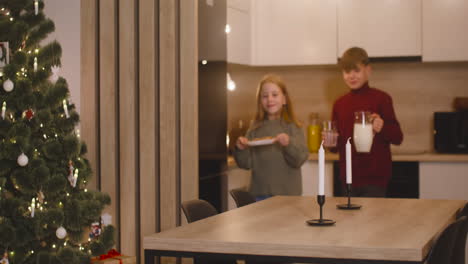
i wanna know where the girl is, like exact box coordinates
[234,74,309,200]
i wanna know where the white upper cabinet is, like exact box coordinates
[251,0,337,65]
[337,0,421,57]
[422,0,468,62]
[227,0,250,12]
[227,0,251,65]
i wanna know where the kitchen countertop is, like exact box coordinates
[228,151,468,168]
[307,151,468,162]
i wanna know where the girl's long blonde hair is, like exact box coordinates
[251,74,302,129]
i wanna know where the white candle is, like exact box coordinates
[318,142,325,195]
[63,99,69,118]
[1,102,6,119]
[73,168,79,187]
[346,137,352,184]
[33,57,38,72]
[31,198,36,217]
[34,0,39,15]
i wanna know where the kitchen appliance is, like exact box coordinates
[434,112,468,153]
[198,0,228,212]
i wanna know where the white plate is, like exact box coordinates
[247,138,275,147]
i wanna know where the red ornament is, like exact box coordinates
[23,109,35,120]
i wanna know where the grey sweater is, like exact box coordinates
[234,119,309,196]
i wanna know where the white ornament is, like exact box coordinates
[56,226,67,239]
[3,79,14,92]
[101,213,112,226]
[67,161,77,187]
[17,153,29,166]
[50,65,60,83]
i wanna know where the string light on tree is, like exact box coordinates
[63,99,69,118]
[29,198,36,217]
[34,0,39,15]
[33,57,38,71]
[74,168,79,183]
[1,102,6,119]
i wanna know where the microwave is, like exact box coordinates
[434,112,468,153]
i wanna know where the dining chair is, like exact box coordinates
[228,190,284,264]
[456,202,468,219]
[181,199,218,223]
[452,203,468,264]
[181,199,237,264]
[426,216,467,264]
[230,187,256,208]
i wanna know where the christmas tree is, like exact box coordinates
[0,1,115,263]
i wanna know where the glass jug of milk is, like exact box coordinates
[353,111,374,152]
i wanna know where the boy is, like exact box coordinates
[331,47,403,197]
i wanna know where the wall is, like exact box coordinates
[227,62,468,152]
[44,0,81,112]
[80,1,198,262]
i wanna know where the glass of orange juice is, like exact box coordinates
[307,113,321,153]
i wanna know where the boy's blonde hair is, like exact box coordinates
[339,47,370,71]
[251,74,302,129]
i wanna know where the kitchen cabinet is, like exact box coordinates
[227,0,250,12]
[250,0,337,65]
[337,0,421,57]
[419,162,468,200]
[422,0,468,62]
[301,160,334,196]
[227,6,251,65]
[228,0,468,65]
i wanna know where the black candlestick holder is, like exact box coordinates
[337,184,361,210]
[306,195,336,226]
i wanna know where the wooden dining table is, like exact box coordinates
[143,196,465,264]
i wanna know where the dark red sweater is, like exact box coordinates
[332,82,403,189]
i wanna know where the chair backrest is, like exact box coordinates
[230,188,256,208]
[452,204,468,264]
[456,202,468,219]
[426,216,467,264]
[181,199,238,264]
[181,199,218,223]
